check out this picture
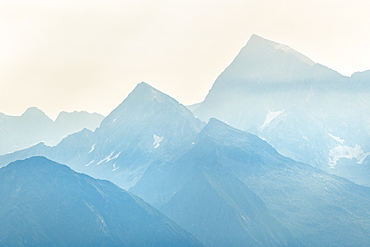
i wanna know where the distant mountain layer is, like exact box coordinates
[0,82,204,190]
[2,82,370,246]
[132,118,370,247]
[0,83,299,246]
[194,34,370,186]
[0,156,202,247]
[0,108,104,155]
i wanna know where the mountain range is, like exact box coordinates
[1,34,370,246]
[0,108,103,155]
[0,82,203,190]
[2,78,370,245]
[131,118,370,247]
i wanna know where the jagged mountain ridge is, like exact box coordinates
[0,108,103,155]
[0,82,204,190]
[1,81,370,246]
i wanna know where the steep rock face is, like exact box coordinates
[0,156,203,247]
[132,119,370,247]
[194,35,370,185]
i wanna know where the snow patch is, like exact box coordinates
[110,152,121,160]
[89,144,95,153]
[153,135,163,148]
[260,110,284,129]
[329,144,370,167]
[273,43,293,53]
[273,44,315,66]
[97,151,121,165]
[112,164,119,171]
[85,160,94,167]
[328,133,345,144]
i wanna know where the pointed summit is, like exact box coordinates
[198,118,277,154]
[194,34,329,125]
[244,34,315,66]
[123,81,184,108]
[246,34,275,47]
[129,81,167,101]
[215,34,316,84]
[97,82,203,144]
[83,82,203,188]
[200,118,243,138]
[100,82,201,129]
[21,107,51,121]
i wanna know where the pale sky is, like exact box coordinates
[1,0,369,119]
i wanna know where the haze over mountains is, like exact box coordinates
[0,156,202,246]
[194,34,370,186]
[132,118,370,247]
[0,83,204,190]
[1,34,370,246]
[0,108,103,155]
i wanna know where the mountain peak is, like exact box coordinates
[97,82,203,151]
[201,118,249,140]
[136,81,158,93]
[20,107,52,122]
[137,81,154,89]
[3,156,74,179]
[134,81,156,93]
[243,34,315,66]
[101,82,196,127]
[203,118,237,133]
[130,81,173,103]
[248,34,272,45]
[199,118,271,149]
[21,107,49,117]
[199,34,318,96]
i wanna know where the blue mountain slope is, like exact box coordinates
[131,119,302,247]
[0,156,203,247]
[132,118,370,247]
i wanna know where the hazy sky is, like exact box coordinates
[1,0,369,119]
